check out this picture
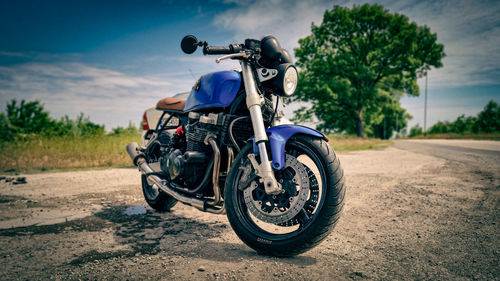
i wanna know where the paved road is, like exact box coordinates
[394,139,500,171]
[0,140,498,280]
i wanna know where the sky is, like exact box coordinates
[0,0,499,132]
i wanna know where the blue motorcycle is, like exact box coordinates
[127,35,345,256]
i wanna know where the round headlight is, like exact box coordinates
[272,64,298,96]
[283,66,298,96]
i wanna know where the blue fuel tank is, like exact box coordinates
[183,70,242,112]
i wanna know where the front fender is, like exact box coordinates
[252,125,327,170]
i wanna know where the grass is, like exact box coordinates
[327,135,393,152]
[408,133,500,141]
[0,133,140,173]
[0,133,392,173]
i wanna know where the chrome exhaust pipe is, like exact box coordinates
[126,142,144,166]
[137,159,206,210]
[206,137,221,207]
[126,142,224,214]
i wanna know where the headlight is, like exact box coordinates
[274,64,298,96]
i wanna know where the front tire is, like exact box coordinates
[141,175,177,212]
[225,135,345,256]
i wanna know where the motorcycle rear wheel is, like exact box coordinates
[225,135,345,256]
[141,175,177,212]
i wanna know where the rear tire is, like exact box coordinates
[141,175,177,212]
[225,135,345,256]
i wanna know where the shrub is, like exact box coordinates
[409,124,423,137]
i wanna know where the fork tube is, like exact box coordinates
[240,61,268,144]
[240,61,281,194]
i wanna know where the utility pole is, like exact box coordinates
[383,117,387,140]
[424,72,428,137]
[395,114,398,137]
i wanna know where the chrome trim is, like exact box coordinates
[205,137,222,206]
[216,52,249,64]
[256,68,278,82]
[241,61,266,143]
[226,146,234,174]
[137,158,206,210]
[240,61,282,195]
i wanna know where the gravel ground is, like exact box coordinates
[0,140,498,280]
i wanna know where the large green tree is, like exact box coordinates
[293,4,445,137]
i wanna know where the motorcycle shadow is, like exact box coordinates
[90,204,316,266]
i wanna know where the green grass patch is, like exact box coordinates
[327,135,393,152]
[408,133,500,141]
[0,133,140,173]
[0,133,393,173]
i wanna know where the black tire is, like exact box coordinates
[141,175,177,212]
[224,134,345,256]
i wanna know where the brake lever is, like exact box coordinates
[215,52,250,63]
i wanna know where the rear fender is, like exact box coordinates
[252,125,327,170]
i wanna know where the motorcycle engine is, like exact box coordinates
[149,99,273,189]
[153,111,221,187]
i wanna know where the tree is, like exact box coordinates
[409,124,423,137]
[366,76,412,139]
[0,99,105,140]
[426,100,499,135]
[3,100,56,138]
[293,4,445,137]
[475,100,500,133]
[428,120,452,134]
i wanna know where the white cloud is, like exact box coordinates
[0,51,82,61]
[213,0,500,88]
[214,0,330,52]
[213,0,500,132]
[0,62,194,129]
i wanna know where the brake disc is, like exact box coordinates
[243,154,309,225]
[277,165,319,227]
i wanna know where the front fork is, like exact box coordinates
[240,61,282,195]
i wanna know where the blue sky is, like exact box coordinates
[0,0,499,132]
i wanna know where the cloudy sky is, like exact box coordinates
[0,0,499,131]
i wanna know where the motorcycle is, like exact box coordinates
[126,35,345,256]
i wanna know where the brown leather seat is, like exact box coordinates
[156,97,185,111]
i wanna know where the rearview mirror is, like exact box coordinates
[181,35,199,54]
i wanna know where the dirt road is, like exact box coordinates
[0,140,498,280]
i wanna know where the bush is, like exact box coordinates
[110,121,140,135]
[428,121,451,134]
[409,124,423,137]
[474,100,500,133]
[427,100,499,135]
[0,99,136,141]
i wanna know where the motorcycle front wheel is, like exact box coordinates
[225,134,345,256]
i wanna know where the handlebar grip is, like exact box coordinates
[203,46,232,55]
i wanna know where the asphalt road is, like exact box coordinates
[394,139,500,170]
[0,139,498,280]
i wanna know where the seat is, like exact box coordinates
[156,97,186,111]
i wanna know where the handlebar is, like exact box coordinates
[203,44,244,55]
[203,46,232,55]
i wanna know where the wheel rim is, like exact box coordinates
[232,139,328,240]
[243,153,310,225]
